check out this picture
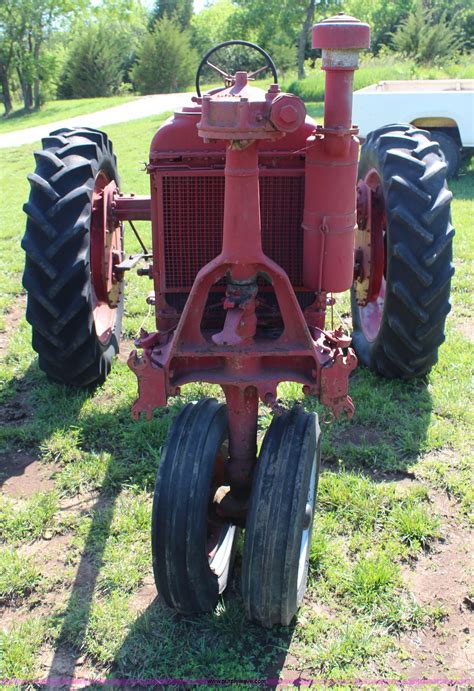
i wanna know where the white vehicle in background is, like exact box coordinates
[353,79,474,177]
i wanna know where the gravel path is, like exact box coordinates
[0,92,194,148]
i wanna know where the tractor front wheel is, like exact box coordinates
[352,124,454,379]
[241,407,320,627]
[152,398,238,614]
[22,127,123,387]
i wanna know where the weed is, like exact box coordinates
[0,547,41,602]
[0,617,46,678]
[390,503,441,550]
[0,491,59,543]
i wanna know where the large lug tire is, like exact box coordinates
[22,127,123,387]
[152,398,238,614]
[427,130,461,179]
[241,407,320,627]
[351,124,455,379]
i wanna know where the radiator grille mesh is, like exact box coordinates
[162,174,304,289]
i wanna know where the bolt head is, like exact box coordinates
[280,104,297,124]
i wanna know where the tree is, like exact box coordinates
[0,0,82,112]
[0,2,17,114]
[191,0,236,56]
[150,0,193,30]
[297,0,315,79]
[133,16,197,94]
[392,0,461,64]
[231,0,339,80]
[65,0,147,90]
[60,22,126,98]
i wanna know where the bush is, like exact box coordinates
[60,23,125,98]
[132,17,197,94]
[392,1,462,64]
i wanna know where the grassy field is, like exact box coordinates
[0,96,137,134]
[0,110,473,685]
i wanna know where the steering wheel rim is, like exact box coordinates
[195,40,279,97]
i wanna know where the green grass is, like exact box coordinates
[0,491,59,543]
[0,95,137,134]
[0,113,472,682]
[0,618,46,678]
[282,54,474,101]
[0,547,41,602]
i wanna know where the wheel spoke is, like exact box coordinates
[247,64,270,80]
[206,60,232,80]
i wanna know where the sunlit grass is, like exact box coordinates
[0,95,137,134]
[0,116,472,681]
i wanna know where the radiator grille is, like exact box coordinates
[162,174,304,289]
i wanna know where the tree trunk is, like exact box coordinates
[0,65,13,115]
[17,66,33,110]
[298,0,316,80]
[33,40,41,110]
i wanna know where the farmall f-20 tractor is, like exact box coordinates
[22,15,454,627]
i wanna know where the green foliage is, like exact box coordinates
[0,547,42,602]
[0,618,46,678]
[392,0,462,64]
[91,0,148,82]
[0,491,59,543]
[60,22,126,98]
[190,0,237,56]
[265,33,298,75]
[133,16,197,94]
[390,502,441,549]
[150,0,193,30]
[0,0,84,111]
[349,555,400,609]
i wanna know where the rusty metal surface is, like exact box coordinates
[113,194,151,222]
[89,174,123,344]
[196,74,306,141]
[125,21,373,489]
[312,13,370,52]
[354,174,386,306]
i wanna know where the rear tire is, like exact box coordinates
[152,398,238,614]
[351,124,454,379]
[241,407,320,627]
[22,127,123,387]
[427,130,461,179]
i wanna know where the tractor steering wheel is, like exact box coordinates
[195,40,279,97]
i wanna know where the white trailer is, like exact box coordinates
[352,79,474,177]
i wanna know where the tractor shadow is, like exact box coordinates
[1,356,434,686]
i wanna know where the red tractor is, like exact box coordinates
[22,14,453,627]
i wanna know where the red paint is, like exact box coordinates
[312,13,370,52]
[90,173,122,342]
[114,195,151,222]
[123,18,372,508]
[355,169,387,342]
[302,133,359,292]
[223,385,259,494]
[354,171,386,306]
[302,12,370,295]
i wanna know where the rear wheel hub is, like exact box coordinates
[354,169,386,342]
[90,173,123,343]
